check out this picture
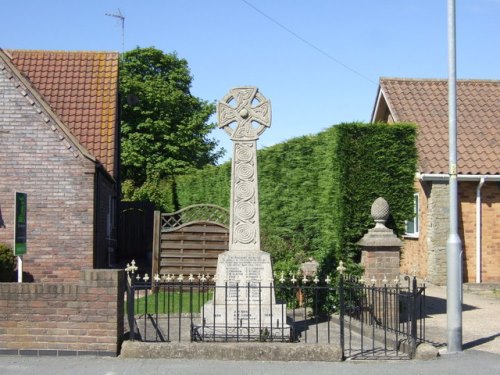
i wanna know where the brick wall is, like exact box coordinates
[401,181,464,285]
[460,182,500,282]
[459,182,476,282]
[480,183,500,282]
[0,61,95,282]
[0,269,124,356]
[400,181,430,279]
[400,180,500,284]
[361,248,400,287]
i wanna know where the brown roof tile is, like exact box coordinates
[377,78,500,175]
[6,50,119,177]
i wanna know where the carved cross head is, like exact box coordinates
[217,87,271,141]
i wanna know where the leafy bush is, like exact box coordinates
[0,243,16,282]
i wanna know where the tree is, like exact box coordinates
[119,47,223,203]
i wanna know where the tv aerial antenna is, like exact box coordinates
[105,8,125,53]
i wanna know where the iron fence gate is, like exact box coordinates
[124,264,426,360]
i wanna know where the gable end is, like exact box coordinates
[0,50,96,164]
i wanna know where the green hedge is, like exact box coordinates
[149,122,417,274]
[0,243,16,282]
[330,123,417,263]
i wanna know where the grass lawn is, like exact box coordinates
[129,289,213,315]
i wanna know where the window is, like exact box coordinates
[405,193,419,236]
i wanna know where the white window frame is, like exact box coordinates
[405,193,419,237]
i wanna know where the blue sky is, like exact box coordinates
[2,0,499,162]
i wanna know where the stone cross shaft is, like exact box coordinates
[217,87,271,252]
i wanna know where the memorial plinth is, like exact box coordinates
[196,87,288,340]
[201,251,288,337]
[357,197,402,286]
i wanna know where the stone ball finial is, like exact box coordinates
[371,197,390,226]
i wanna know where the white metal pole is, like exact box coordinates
[446,0,463,353]
[17,256,22,283]
[476,178,485,283]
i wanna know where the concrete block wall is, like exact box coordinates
[0,61,95,282]
[0,269,124,356]
[425,182,449,285]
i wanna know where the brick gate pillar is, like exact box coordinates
[357,197,402,286]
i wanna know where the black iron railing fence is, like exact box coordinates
[340,275,426,358]
[125,268,426,359]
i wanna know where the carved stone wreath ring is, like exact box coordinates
[217,87,271,141]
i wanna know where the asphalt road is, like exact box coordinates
[1,350,499,375]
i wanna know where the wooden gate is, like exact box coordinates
[152,204,229,277]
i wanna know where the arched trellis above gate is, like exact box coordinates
[152,205,230,278]
[160,204,229,232]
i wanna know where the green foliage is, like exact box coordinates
[122,178,177,212]
[176,163,232,210]
[261,231,307,275]
[331,123,417,264]
[0,243,16,282]
[160,122,417,274]
[119,47,224,203]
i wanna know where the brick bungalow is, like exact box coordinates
[0,49,119,282]
[372,78,500,284]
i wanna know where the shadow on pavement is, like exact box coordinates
[463,333,500,350]
[425,295,477,315]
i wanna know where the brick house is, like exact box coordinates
[0,49,119,282]
[372,78,500,284]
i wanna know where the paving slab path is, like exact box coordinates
[424,283,500,354]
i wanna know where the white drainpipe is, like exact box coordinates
[418,174,500,284]
[476,177,485,283]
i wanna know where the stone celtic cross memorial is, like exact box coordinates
[199,87,288,339]
[218,86,269,251]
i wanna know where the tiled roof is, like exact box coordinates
[375,78,500,175]
[6,50,119,177]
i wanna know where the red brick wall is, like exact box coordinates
[361,248,400,287]
[0,270,124,356]
[400,181,429,280]
[400,180,500,284]
[460,182,500,282]
[459,182,476,282]
[481,183,500,282]
[0,60,95,282]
